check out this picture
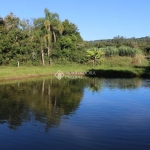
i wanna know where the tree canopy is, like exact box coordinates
[0,10,149,66]
[0,9,83,66]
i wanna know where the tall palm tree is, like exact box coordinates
[33,9,63,66]
[44,8,63,42]
[43,19,51,58]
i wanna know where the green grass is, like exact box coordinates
[0,56,150,81]
[0,64,91,80]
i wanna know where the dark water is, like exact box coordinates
[0,77,150,150]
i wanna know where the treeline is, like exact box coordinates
[0,9,85,66]
[0,10,150,67]
[86,36,150,55]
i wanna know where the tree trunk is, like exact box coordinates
[41,47,45,66]
[49,58,52,66]
[47,44,52,66]
[47,46,50,57]
[53,30,56,42]
[48,26,50,31]
[47,33,51,65]
[94,57,96,66]
[42,79,45,96]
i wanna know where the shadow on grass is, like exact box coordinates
[86,67,150,78]
[134,66,150,77]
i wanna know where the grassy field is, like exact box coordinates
[0,61,150,81]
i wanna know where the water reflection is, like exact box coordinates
[0,77,150,150]
[0,77,149,131]
[0,78,87,131]
[103,78,143,90]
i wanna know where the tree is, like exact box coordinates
[44,8,63,42]
[62,19,83,42]
[4,12,19,31]
[33,9,64,65]
[32,24,46,66]
[86,48,105,66]
[0,10,85,66]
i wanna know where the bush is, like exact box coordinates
[102,46,142,57]
[102,47,119,57]
[118,46,141,57]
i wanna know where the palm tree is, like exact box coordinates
[43,19,51,58]
[44,8,63,42]
[87,48,105,66]
[33,9,64,66]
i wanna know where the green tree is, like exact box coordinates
[4,12,19,31]
[87,48,105,66]
[62,19,83,42]
[33,9,64,65]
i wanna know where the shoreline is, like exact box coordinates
[0,73,55,81]
[0,65,150,82]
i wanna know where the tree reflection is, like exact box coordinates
[87,78,104,93]
[104,78,142,90]
[0,77,145,131]
[0,78,86,131]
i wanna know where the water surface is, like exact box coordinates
[0,77,150,150]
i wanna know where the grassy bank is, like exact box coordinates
[0,62,150,81]
[0,64,91,80]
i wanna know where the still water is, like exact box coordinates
[0,77,150,150]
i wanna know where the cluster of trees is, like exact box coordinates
[86,36,150,55]
[0,10,149,66]
[0,9,84,66]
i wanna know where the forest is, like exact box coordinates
[0,9,150,67]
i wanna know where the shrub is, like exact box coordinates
[102,47,118,57]
[118,46,141,57]
[102,46,142,57]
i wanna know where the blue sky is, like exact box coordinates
[1,0,150,41]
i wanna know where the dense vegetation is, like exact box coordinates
[86,36,150,55]
[0,9,84,66]
[0,9,150,68]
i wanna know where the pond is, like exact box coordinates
[0,77,150,150]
